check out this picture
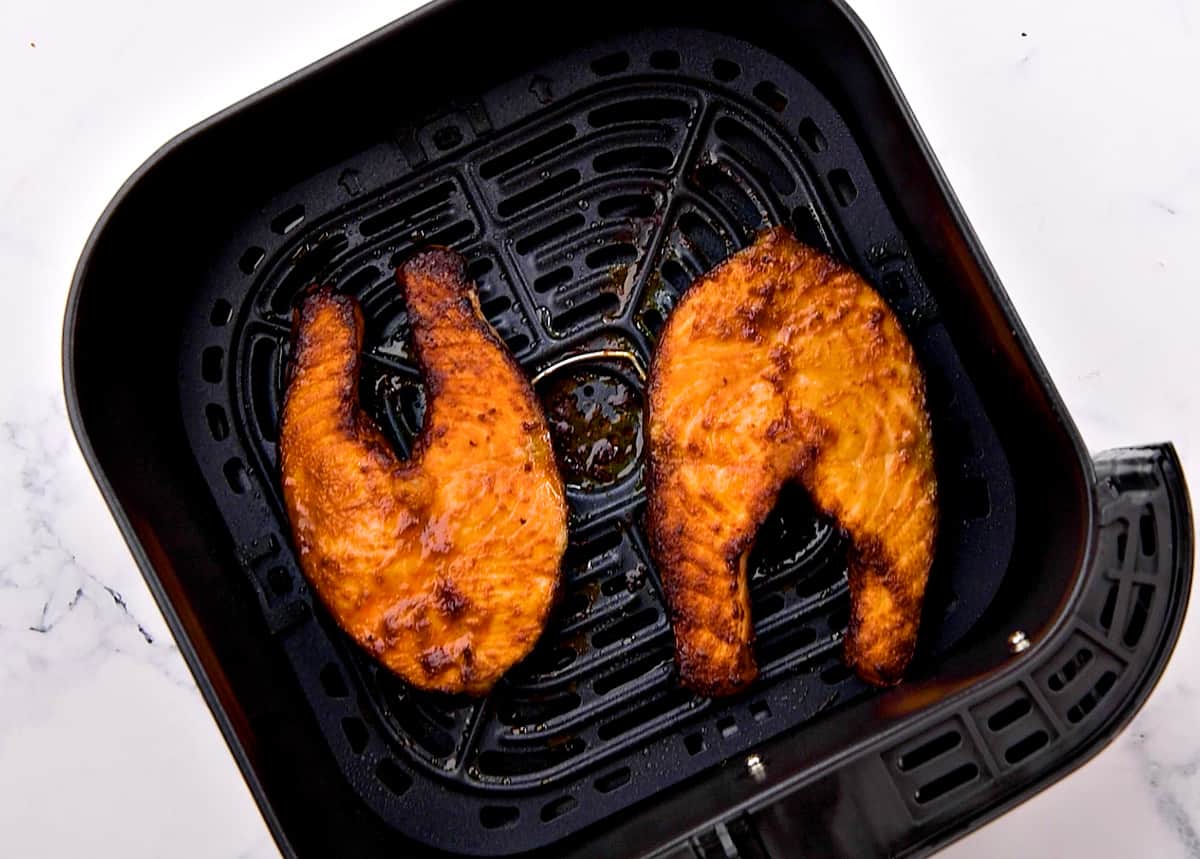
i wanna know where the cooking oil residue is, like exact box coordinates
[540,369,643,489]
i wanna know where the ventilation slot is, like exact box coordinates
[1046,648,1092,692]
[1139,508,1157,556]
[338,266,380,298]
[433,125,463,151]
[223,458,248,495]
[694,163,764,232]
[516,214,586,254]
[599,194,657,220]
[713,118,796,196]
[341,717,368,754]
[677,211,729,269]
[586,244,638,269]
[588,98,690,126]
[591,52,630,75]
[898,730,961,771]
[711,58,740,81]
[1004,730,1049,765]
[320,663,348,698]
[202,347,224,383]
[249,337,282,443]
[596,690,691,740]
[270,205,304,235]
[376,759,412,796]
[593,652,669,695]
[649,49,681,70]
[498,170,580,217]
[205,404,229,441]
[534,266,572,293]
[479,125,576,179]
[819,662,854,686]
[1067,671,1118,724]
[496,692,581,726]
[592,608,658,648]
[423,219,475,249]
[475,739,586,776]
[753,81,788,112]
[1123,583,1154,647]
[210,299,233,325]
[829,169,858,206]
[541,796,577,822]
[685,732,706,755]
[554,293,620,332]
[914,763,978,804]
[798,118,827,152]
[594,767,630,793]
[1099,581,1120,630]
[750,700,772,722]
[270,232,351,314]
[987,697,1032,732]
[360,182,455,237]
[266,566,292,596]
[594,146,673,173]
[717,716,738,738]
[756,624,818,666]
[961,476,990,520]
[239,247,265,275]
[480,806,519,830]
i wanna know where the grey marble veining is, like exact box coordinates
[1,0,1197,856]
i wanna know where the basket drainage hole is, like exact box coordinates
[829,169,858,207]
[685,732,706,755]
[798,118,827,153]
[1140,508,1157,556]
[750,700,771,722]
[595,767,631,793]
[898,729,960,771]
[1123,583,1154,647]
[712,58,741,81]
[914,762,978,804]
[541,796,577,822]
[1067,670,1118,724]
[962,477,990,520]
[1099,580,1120,630]
[202,347,224,383]
[223,458,248,495]
[650,49,680,70]
[376,758,412,796]
[320,663,349,698]
[1047,647,1092,692]
[753,81,787,112]
[480,805,520,830]
[718,716,738,738]
[266,566,292,596]
[271,204,305,235]
[341,717,368,754]
[591,51,630,76]
[210,299,233,326]
[987,697,1032,732]
[205,404,229,441]
[433,125,464,151]
[1004,729,1049,765]
[239,247,265,275]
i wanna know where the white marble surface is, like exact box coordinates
[1,0,1197,855]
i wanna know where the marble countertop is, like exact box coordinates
[2,0,1197,855]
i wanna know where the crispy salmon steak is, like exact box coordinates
[280,248,567,695]
[647,227,937,694]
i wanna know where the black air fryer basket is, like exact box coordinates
[63,1,1193,856]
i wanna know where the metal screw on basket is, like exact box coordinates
[745,753,766,782]
[1008,630,1031,654]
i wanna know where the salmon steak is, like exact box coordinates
[280,248,567,695]
[647,226,937,694]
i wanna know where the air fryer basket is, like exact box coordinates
[62,1,1192,857]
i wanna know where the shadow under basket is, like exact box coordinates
[63,1,1193,857]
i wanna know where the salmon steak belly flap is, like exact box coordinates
[647,227,938,695]
[279,248,568,696]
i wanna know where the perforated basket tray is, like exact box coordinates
[63,1,1192,857]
